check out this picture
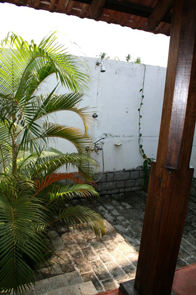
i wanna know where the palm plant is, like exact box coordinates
[0,175,48,294]
[0,32,105,294]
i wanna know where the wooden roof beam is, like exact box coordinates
[48,0,69,11]
[145,0,174,30]
[64,0,69,8]
[89,0,106,19]
[15,0,28,5]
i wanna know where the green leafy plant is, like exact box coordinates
[126,54,142,64]
[126,53,131,62]
[99,52,110,60]
[135,57,141,64]
[0,32,105,294]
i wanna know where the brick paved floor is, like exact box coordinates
[36,191,196,294]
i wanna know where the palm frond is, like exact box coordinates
[42,92,91,132]
[56,205,106,237]
[16,152,41,176]
[37,32,89,92]
[17,93,91,151]
[0,141,12,173]
[34,172,86,197]
[29,152,96,180]
[0,32,88,95]
[0,123,12,142]
[48,183,98,202]
[42,123,91,152]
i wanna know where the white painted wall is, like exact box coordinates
[42,57,196,175]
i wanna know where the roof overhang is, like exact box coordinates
[2,0,173,36]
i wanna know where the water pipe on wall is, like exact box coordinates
[86,134,106,182]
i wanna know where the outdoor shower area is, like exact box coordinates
[46,57,196,198]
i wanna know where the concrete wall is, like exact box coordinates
[87,59,166,173]
[43,57,196,179]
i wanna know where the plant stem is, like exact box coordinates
[12,142,18,175]
[138,65,146,159]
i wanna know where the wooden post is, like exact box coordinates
[120,0,196,294]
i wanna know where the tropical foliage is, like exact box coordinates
[0,32,105,294]
[0,175,48,294]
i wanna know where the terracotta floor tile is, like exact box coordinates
[172,263,196,295]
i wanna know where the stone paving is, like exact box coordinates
[22,272,97,295]
[34,190,196,294]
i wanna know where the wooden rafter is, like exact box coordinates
[89,0,106,19]
[33,0,40,8]
[64,0,69,9]
[58,0,69,11]
[145,0,174,30]
[49,0,56,11]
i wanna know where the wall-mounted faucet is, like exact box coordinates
[86,135,107,154]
